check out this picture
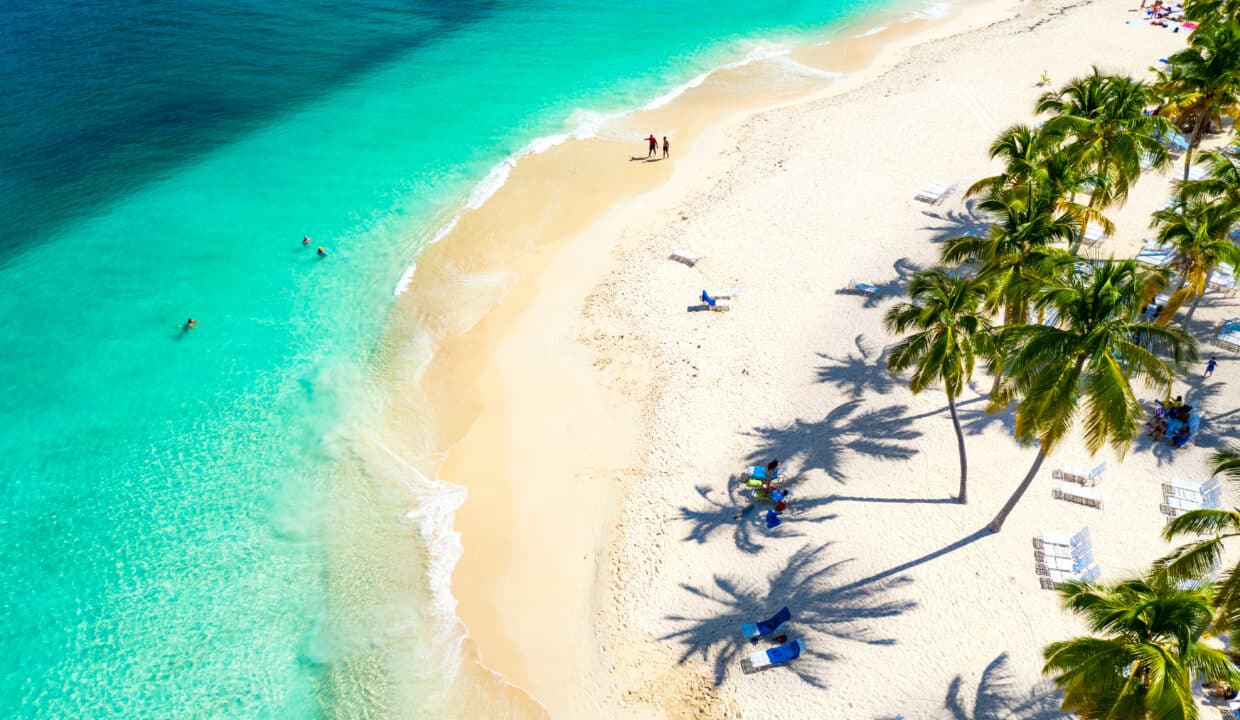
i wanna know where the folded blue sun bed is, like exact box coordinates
[741,606,791,639]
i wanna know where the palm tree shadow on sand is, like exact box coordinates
[676,480,840,554]
[942,653,1068,720]
[743,398,923,481]
[852,257,925,309]
[816,334,900,398]
[660,542,916,686]
[920,197,992,245]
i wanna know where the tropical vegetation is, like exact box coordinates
[884,270,995,504]
[863,0,1240,712]
[1043,573,1237,720]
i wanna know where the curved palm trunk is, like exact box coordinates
[988,303,1016,397]
[1185,286,1206,324]
[1184,108,1212,182]
[987,447,1048,533]
[1071,187,1102,257]
[947,393,968,504]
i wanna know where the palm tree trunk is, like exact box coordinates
[1071,188,1100,256]
[947,392,968,504]
[1184,108,1212,182]
[1185,285,1205,324]
[988,304,1015,397]
[986,447,1047,533]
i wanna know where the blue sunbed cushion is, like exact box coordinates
[765,638,803,664]
[701,290,715,306]
[755,606,791,636]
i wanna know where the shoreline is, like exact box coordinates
[374,0,1215,716]
[382,0,1019,712]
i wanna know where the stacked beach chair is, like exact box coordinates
[1218,318,1240,351]
[1135,241,1175,267]
[1210,263,1238,295]
[914,180,956,205]
[1082,222,1108,247]
[1050,462,1106,509]
[1160,476,1222,520]
[1033,529,1100,590]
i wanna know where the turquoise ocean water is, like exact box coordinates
[0,0,925,716]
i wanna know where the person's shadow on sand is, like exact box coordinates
[630,156,664,162]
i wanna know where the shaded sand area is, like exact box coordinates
[381,0,1240,717]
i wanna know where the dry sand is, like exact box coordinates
[386,0,1240,716]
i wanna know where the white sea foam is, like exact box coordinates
[907,1,952,19]
[382,444,469,648]
[392,39,804,299]
[394,262,417,297]
[858,25,889,37]
[643,42,792,111]
[776,56,848,80]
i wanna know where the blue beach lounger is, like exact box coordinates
[741,606,791,639]
[747,638,804,670]
[699,290,732,312]
[843,279,881,296]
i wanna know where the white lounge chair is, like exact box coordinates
[915,181,956,205]
[1052,462,1106,486]
[1082,222,1107,245]
[669,250,703,267]
[1210,263,1237,292]
[705,287,741,300]
[1135,242,1174,267]
[1052,482,1105,509]
[1188,164,1209,181]
[1040,565,1101,590]
[1217,318,1240,351]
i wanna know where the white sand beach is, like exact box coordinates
[386,0,1240,716]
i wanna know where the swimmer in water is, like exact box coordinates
[302,236,311,246]
[183,318,197,331]
[317,246,327,257]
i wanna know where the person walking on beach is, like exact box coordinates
[646,134,658,158]
[662,136,670,159]
[1206,356,1218,377]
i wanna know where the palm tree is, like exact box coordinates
[1158,446,1240,629]
[969,124,1110,247]
[884,270,995,504]
[1185,0,1240,26]
[942,186,1078,328]
[985,260,1196,533]
[1156,20,1240,181]
[1149,199,1240,322]
[1043,572,1237,719]
[1038,70,1173,247]
[1179,148,1240,210]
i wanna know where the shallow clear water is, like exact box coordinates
[1,0,906,716]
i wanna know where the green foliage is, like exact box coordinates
[1159,448,1240,631]
[992,260,1194,456]
[1044,573,1238,719]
